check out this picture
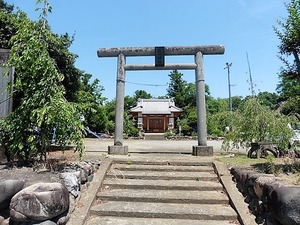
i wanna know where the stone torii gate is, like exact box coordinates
[97,45,225,156]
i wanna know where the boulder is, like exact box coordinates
[17,220,57,225]
[253,176,279,198]
[268,186,300,225]
[59,172,80,198]
[10,182,69,222]
[0,180,25,210]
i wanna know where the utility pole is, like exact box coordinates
[246,52,255,97]
[224,62,232,112]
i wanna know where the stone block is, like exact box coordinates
[108,145,128,155]
[192,146,213,156]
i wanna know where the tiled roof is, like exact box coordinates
[130,99,182,115]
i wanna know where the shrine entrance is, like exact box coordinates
[148,118,164,133]
[97,45,225,156]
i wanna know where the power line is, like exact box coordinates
[0,96,12,106]
[125,80,167,87]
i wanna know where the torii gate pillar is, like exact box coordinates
[97,45,225,155]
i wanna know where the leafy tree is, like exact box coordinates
[133,90,152,102]
[231,96,244,111]
[47,33,81,102]
[207,111,231,137]
[274,1,300,115]
[76,73,108,133]
[166,70,187,108]
[257,92,279,110]
[105,97,138,136]
[0,0,15,49]
[0,0,81,103]
[0,1,84,163]
[222,98,296,151]
[274,0,300,79]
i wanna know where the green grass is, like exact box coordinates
[216,153,266,168]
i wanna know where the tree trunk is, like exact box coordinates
[293,50,300,80]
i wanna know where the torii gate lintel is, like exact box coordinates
[97,45,225,156]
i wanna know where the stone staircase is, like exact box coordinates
[85,158,239,225]
[144,133,165,140]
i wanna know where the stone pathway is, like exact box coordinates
[69,155,244,225]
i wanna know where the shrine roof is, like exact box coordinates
[130,99,182,115]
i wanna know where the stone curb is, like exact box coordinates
[213,161,256,225]
[67,158,113,225]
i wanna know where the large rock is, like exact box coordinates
[10,182,69,222]
[0,180,25,210]
[268,186,300,225]
[59,172,80,198]
[253,176,280,198]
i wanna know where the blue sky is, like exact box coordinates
[5,0,287,101]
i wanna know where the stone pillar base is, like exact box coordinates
[108,145,128,155]
[192,146,213,156]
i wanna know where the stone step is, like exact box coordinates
[144,133,165,140]
[103,178,224,191]
[86,217,237,225]
[90,201,237,221]
[106,170,218,181]
[97,189,229,204]
[111,163,214,172]
[114,159,212,166]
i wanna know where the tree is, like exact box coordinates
[0,1,84,163]
[256,92,279,110]
[274,1,300,115]
[133,90,152,102]
[76,73,108,133]
[274,0,300,79]
[0,0,15,49]
[166,70,187,108]
[0,1,81,103]
[222,98,296,151]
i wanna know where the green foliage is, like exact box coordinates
[275,0,300,100]
[166,70,187,108]
[0,1,16,48]
[75,73,108,133]
[223,98,296,151]
[123,111,138,137]
[207,111,231,137]
[164,131,172,138]
[133,90,152,101]
[256,92,279,110]
[0,4,84,163]
[280,96,300,115]
[265,155,276,174]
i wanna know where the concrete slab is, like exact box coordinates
[106,170,218,181]
[214,161,257,225]
[97,189,229,204]
[109,155,214,166]
[103,178,224,191]
[111,163,214,172]
[90,201,237,220]
[86,217,237,225]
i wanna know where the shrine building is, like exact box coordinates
[130,98,182,133]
